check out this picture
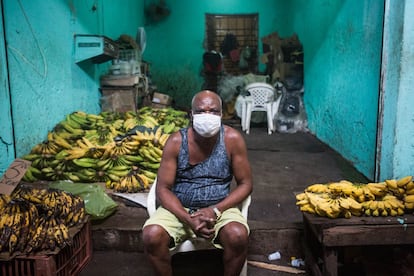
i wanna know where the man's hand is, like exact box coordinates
[188,208,217,239]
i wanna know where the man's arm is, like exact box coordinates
[156,132,190,222]
[211,126,253,213]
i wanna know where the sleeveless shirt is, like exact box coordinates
[171,126,233,209]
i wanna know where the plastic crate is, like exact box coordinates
[0,220,92,276]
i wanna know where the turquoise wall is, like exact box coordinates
[0,7,14,173]
[393,1,414,179]
[0,0,144,175]
[143,0,291,108]
[377,2,404,180]
[296,0,384,179]
[379,0,414,180]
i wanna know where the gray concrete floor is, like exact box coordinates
[80,122,370,276]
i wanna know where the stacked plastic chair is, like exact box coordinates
[242,82,282,135]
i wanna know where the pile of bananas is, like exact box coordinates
[296,175,414,219]
[0,187,86,256]
[21,107,189,193]
[14,187,86,227]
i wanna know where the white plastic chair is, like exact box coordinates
[243,82,282,135]
[147,178,251,276]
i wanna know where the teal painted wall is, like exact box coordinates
[297,0,384,179]
[393,1,414,179]
[0,0,144,175]
[0,6,15,173]
[143,0,292,108]
[377,1,404,180]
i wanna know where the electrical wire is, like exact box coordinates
[7,0,47,78]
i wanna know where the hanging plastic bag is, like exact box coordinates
[49,181,118,220]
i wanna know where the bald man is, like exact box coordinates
[143,90,253,276]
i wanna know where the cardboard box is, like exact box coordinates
[100,74,140,87]
[152,92,172,105]
[151,103,169,109]
[0,159,31,195]
[100,87,137,112]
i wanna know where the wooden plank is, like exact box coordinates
[322,224,414,247]
[303,213,414,227]
[322,247,338,276]
[302,237,323,276]
[247,261,306,274]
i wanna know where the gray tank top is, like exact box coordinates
[172,126,232,209]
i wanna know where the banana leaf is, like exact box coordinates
[48,181,118,220]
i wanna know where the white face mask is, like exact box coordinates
[192,113,221,137]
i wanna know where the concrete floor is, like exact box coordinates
[80,122,370,276]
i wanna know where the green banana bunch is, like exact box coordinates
[22,166,42,182]
[72,157,98,168]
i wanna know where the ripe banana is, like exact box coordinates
[305,184,329,193]
[397,175,412,187]
[385,179,398,190]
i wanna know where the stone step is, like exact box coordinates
[89,204,305,258]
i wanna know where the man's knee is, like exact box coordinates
[143,224,170,249]
[219,222,249,249]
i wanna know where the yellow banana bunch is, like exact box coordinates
[31,139,60,155]
[299,176,414,218]
[404,194,414,210]
[139,146,162,164]
[55,121,85,138]
[384,179,405,198]
[139,114,159,129]
[158,133,170,148]
[109,168,154,192]
[51,132,73,149]
[372,176,412,199]
[295,193,310,207]
[328,180,355,196]
[397,175,413,188]
[26,215,48,253]
[14,187,86,228]
[297,190,363,219]
[361,195,405,217]
[338,197,362,216]
[305,184,329,194]
[63,146,89,160]
[123,117,140,131]
[304,192,342,218]
[365,182,388,198]
[102,140,135,158]
[0,198,39,254]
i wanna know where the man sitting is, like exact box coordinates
[142,90,253,276]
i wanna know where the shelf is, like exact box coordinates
[74,35,118,63]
